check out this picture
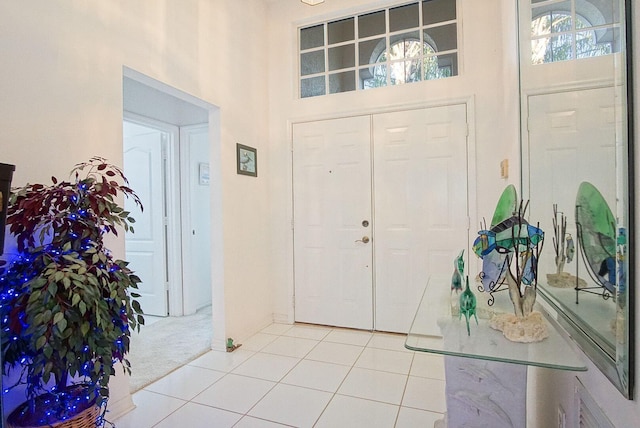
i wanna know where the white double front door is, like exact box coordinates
[293,105,469,333]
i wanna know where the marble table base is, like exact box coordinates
[435,356,527,428]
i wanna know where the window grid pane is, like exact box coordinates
[328,17,355,45]
[299,0,458,98]
[358,10,386,38]
[300,24,325,50]
[301,76,326,98]
[301,50,326,76]
[389,3,419,32]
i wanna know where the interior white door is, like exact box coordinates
[373,105,469,333]
[180,124,212,314]
[293,115,374,330]
[526,87,617,276]
[124,125,168,316]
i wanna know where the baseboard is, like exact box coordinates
[272,312,291,324]
[105,393,135,423]
[211,336,226,352]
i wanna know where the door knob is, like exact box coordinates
[355,236,370,243]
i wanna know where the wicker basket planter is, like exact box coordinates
[6,385,100,428]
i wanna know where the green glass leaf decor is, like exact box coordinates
[575,181,616,292]
[491,184,518,228]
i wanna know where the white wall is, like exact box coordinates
[0,0,272,421]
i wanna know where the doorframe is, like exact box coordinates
[288,96,478,327]
[122,67,226,350]
[123,112,184,316]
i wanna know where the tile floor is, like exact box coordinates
[113,323,446,428]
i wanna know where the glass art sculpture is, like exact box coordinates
[546,204,584,288]
[459,275,478,336]
[473,185,548,342]
[451,249,464,292]
[450,250,464,317]
[575,181,618,300]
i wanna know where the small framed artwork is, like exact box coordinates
[198,162,210,185]
[237,143,257,177]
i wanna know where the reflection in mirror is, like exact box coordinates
[519,0,633,398]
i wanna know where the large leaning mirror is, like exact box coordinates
[519,0,634,398]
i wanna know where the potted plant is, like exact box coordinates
[0,157,144,427]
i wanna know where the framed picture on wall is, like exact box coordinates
[198,162,210,185]
[237,143,257,177]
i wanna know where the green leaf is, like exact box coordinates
[33,313,44,326]
[79,301,87,315]
[47,282,58,297]
[43,344,53,359]
[28,289,42,304]
[36,336,47,350]
[81,322,90,336]
[71,293,81,306]
[57,318,67,333]
[53,312,65,325]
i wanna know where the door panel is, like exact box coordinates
[292,106,469,333]
[293,115,373,330]
[124,127,168,316]
[373,105,468,333]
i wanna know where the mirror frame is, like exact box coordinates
[519,0,635,399]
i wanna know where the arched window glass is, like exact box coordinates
[530,0,619,64]
[367,39,451,88]
[299,0,459,98]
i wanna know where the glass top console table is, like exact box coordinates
[405,275,586,427]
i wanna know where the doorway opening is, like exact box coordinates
[122,68,225,390]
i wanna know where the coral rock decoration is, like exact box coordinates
[473,185,548,343]
[0,157,144,427]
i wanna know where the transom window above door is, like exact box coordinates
[530,0,621,64]
[299,0,459,98]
